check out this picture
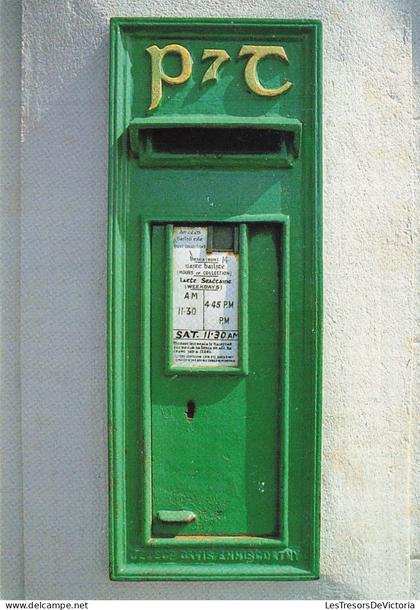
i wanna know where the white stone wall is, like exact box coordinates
[0,0,417,599]
[411,0,420,598]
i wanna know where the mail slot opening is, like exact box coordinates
[142,127,292,156]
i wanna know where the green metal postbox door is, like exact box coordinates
[109,17,322,580]
[151,223,283,537]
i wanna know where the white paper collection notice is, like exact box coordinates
[172,226,239,368]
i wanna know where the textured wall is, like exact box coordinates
[411,0,420,598]
[14,0,417,600]
[0,0,24,600]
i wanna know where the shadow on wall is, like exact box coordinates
[0,0,24,600]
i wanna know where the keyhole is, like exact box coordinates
[185,400,196,421]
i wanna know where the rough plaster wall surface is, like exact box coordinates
[410,0,420,599]
[0,0,24,600]
[20,0,416,600]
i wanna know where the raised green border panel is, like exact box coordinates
[108,17,322,581]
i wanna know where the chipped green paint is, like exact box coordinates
[108,17,322,581]
[158,510,197,523]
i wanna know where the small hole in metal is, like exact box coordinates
[185,400,196,421]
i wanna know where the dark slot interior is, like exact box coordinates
[143,127,290,156]
[207,225,239,253]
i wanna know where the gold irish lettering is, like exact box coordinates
[146,44,193,110]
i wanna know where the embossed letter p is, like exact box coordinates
[146,44,193,111]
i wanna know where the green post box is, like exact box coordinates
[108,17,322,581]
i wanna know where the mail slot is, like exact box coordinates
[109,17,322,581]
